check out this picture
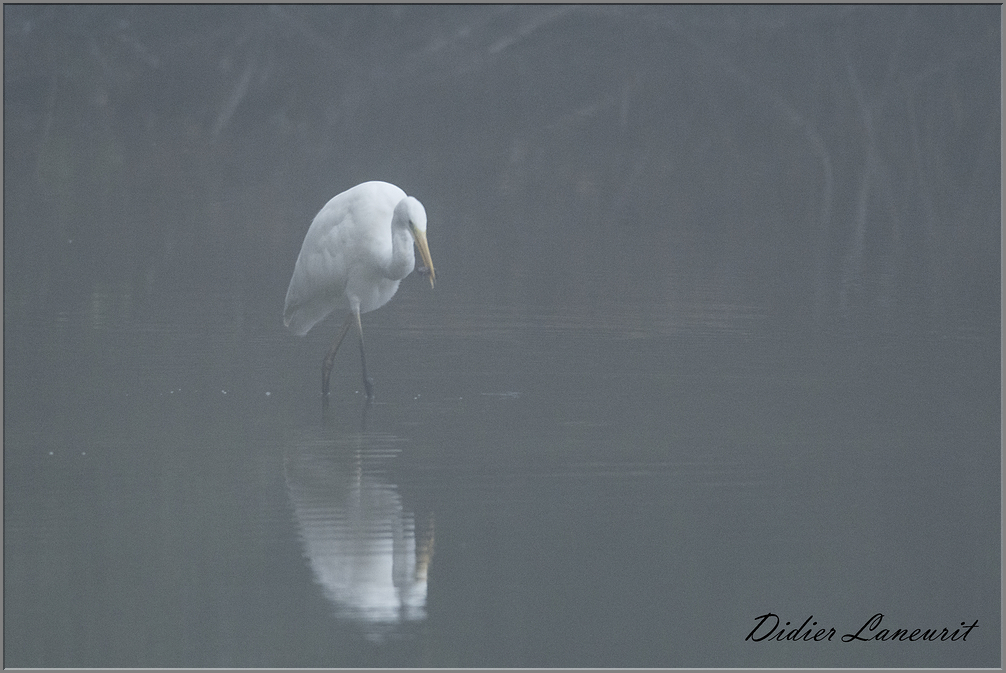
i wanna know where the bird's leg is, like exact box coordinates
[322,313,355,397]
[359,395,371,432]
[354,305,375,399]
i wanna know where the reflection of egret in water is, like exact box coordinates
[284,430,434,640]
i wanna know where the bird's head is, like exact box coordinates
[399,196,435,288]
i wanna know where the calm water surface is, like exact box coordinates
[5,5,999,668]
[4,286,999,667]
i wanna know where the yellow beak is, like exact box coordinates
[412,225,436,289]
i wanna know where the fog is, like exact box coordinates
[5,5,998,334]
[4,5,1000,668]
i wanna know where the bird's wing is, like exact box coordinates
[283,182,407,335]
[283,202,357,335]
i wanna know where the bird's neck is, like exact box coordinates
[385,222,416,281]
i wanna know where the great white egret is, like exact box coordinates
[283,181,435,398]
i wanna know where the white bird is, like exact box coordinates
[284,181,435,398]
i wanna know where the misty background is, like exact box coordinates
[4,5,1000,668]
[6,5,998,333]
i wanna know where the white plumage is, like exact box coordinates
[284,181,435,398]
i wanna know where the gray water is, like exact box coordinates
[4,5,1000,668]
